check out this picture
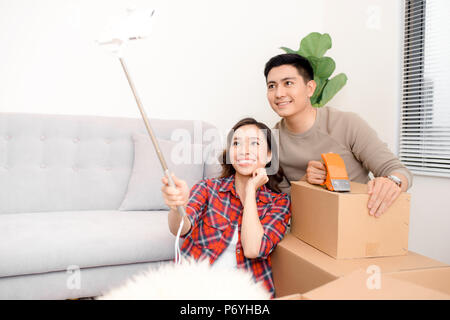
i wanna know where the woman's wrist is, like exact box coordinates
[245,182,257,193]
[168,207,190,236]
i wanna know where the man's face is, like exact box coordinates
[266,64,316,118]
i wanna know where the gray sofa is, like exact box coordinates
[0,112,222,299]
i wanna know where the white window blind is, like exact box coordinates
[401,0,450,177]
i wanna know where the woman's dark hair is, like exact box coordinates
[264,53,314,83]
[219,117,285,193]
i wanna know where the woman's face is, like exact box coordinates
[229,124,272,176]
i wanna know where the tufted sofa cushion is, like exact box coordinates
[119,134,204,211]
[0,210,176,277]
[0,113,222,214]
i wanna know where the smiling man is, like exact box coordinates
[264,53,413,217]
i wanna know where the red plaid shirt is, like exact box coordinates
[181,175,291,297]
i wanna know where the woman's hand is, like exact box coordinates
[305,160,327,185]
[161,174,189,210]
[247,168,269,192]
[162,174,192,237]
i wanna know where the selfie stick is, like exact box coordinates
[118,56,187,217]
[96,7,187,246]
[97,8,186,263]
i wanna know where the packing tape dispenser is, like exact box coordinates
[320,153,351,192]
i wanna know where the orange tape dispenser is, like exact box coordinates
[320,153,351,192]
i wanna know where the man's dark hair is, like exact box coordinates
[264,53,314,83]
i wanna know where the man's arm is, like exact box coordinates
[345,113,413,190]
[346,113,412,217]
[304,111,412,217]
[391,172,409,192]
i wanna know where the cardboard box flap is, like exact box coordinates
[302,269,450,300]
[347,181,368,194]
[291,180,410,196]
[386,267,450,295]
[291,180,369,195]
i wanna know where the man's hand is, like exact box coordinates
[367,177,402,217]
[305,160,327,185]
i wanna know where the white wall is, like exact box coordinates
[0,0,323,135]
[322,0,401,151]
[1,0,449,264]
[322,0,450,264]
[408,176,450,264]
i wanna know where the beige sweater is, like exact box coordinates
[274,107,413,194]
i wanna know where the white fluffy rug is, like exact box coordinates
[99,259,271,300]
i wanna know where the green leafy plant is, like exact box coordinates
[281,32,347,108]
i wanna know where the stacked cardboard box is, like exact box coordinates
[271,181,450,299]
[290,181,410,259]
[301,268,450,300]
[271,233,448,298]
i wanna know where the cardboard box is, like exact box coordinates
[301,269,450,300]
[271,233,447,298]
[386,267,450,295]
[274,293,302,300]
[290,181,411,259]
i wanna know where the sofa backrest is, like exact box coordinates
[0,113,222,214]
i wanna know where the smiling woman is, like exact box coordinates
[220,118,285,191]
[161,117,291,298]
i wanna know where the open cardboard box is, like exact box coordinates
[275,268,450,300]
[386,266,450,296]
[271,233,448,298]
[274,293,302,300]
[290,181,410,259]
[301,268,450,300]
